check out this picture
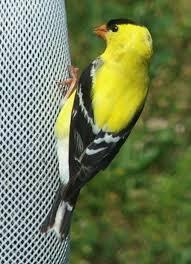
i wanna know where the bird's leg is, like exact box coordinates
[56,65,79,102]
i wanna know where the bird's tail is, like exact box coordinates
[40,184,78,240]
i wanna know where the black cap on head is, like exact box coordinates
[107,18,138,30]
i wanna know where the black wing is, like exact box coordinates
[69,60,97,183]
[68,58,144,194]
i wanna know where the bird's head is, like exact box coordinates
[94,18,153,61]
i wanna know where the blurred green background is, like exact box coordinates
[66,1,191,263]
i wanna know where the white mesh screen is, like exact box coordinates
[0,0,70,263]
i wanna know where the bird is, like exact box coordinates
[41,18,153,239]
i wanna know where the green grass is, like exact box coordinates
[66,1,191,263]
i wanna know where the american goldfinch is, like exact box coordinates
[42,18,153,239]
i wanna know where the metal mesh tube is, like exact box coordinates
[0,0,70,263]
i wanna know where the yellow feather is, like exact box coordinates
[92,24,152,132]
[54,92,75,139]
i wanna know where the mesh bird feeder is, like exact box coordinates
[0,0,70,263]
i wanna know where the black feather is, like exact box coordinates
[107,18,139,30]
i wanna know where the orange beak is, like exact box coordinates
[94,24,108,39]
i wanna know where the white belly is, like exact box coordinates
[56,138,69,184]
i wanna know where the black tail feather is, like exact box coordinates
[40,184,64,234]
[40,183,79,239]
[60,209,73,240]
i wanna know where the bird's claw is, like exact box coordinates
[56,65,79,101]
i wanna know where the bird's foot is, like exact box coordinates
[56,65,79,101]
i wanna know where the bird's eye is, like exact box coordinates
[110,24,118,32]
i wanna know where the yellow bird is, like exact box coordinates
[41,18,153,239]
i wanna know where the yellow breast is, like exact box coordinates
[92,55,149,133]
[54,92,75,139]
